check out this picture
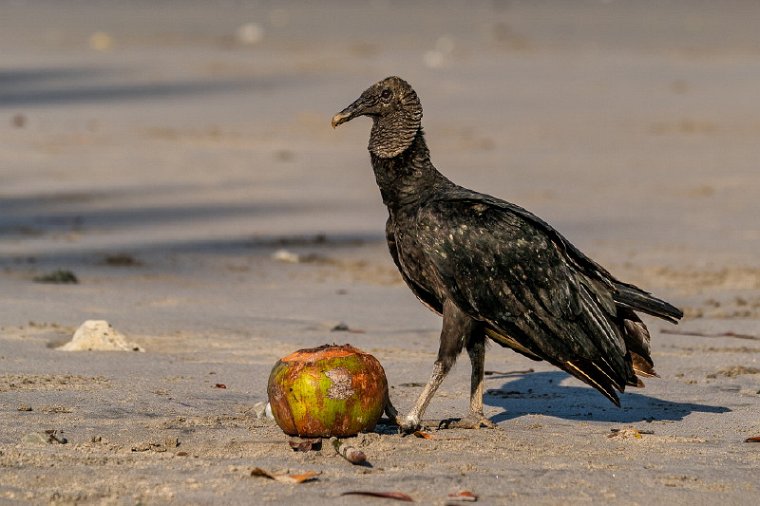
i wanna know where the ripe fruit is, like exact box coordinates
[267,344,388,437]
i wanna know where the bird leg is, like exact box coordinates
[396,300,476,431]
[397,361,451,431]
[440,331,497,429]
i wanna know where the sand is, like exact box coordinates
[1,1,759,504]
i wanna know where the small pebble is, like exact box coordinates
[12,113,26,128]
[89,31,114,51]
[235,23,264,45]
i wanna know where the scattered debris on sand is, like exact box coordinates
[707,365,760,378]
[22,430,68,446]
[102,253,142,267]
[33,270,79,284]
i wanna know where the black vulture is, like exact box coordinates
[331,76,683,430]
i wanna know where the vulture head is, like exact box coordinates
[332,76,423,158]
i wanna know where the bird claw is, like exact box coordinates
[385,399,422,433]
[438,414,497,430]
[396,414,422,433]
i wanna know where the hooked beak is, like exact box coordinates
[331,111,351,129]
[331,96,366,128]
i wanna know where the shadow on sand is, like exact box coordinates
[484,371,730,424]
[0,183,386,264]
[0,66,312,108]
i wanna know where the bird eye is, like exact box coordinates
[380,89,392,100]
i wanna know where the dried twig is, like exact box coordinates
[341,491,414,502]
[484,368,534,377]
[332,438,367,465]
[661,329,760,341]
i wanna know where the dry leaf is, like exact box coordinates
[341,491,414,502]
[250,467,320,484]
[448,489,478,502]
[283,471,320,484]
[413,430,433,439]
[745,436,760,443]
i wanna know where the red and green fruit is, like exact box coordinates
[267,344,388,437]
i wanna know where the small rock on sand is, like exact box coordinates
[59,320,144,352]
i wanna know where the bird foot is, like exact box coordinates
[396,414,422,433]
[385,399,423,433]
[438,413,497,430]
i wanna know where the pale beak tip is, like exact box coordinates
[330,114,344,129]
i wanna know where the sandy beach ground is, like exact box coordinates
[1,1,759,504]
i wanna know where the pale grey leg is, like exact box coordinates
[397,300,477,431]
[444,332,497,429]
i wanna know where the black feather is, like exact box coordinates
[614,283,684,323]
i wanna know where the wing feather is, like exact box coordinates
[416,197,638,396]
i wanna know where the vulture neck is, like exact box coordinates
[370,129,449,211]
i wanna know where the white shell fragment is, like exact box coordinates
[271,249,300,263]
[60,320,144,352]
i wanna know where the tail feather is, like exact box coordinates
[631,352,658,378]
[621,311,654,365]
[484,281,681,407]
[614,283,683,323]
[620,308,658,382]
[564,359,622,406]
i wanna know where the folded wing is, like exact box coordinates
[416,196,642,404]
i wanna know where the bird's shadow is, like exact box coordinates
[484,371,730,424]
